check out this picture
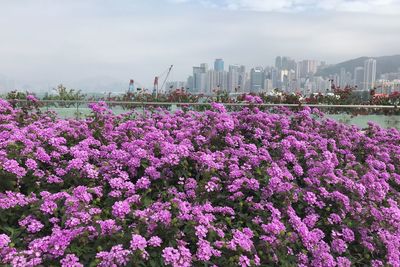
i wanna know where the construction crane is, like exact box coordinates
[128,79,147,94]
[128,79,134,92]
[153,65,173,98]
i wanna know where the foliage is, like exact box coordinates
[5,90,30,101]
[371,91,400,106]
[43,84,86,107]
[1,97,400,266]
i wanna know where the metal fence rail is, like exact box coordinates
[9,99,399,109]
[5,99,400,129]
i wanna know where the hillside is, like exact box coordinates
[316,55,400,77]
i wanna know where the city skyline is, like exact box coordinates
[2,54,400,94]
[162,55,400,96]
[1,0,400,92]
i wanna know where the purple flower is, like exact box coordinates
[196,239,213,261]
[231,228,254,252]
[18,216,44,233]
[35,147,51,163]
[0,234,11,248]
[130,234,147,251]
[61,254,83,267]
[25,159,38,170]
[162,246,192,267]
[303,191,317,205]
[1,98,400,266]
[341,228,355,243]
[331,239,347,254]
[2,159,27,178]
[96,245,130,267]
[26,95,38,102]
[112,201,131,219]
[337,257,351,267]
[195,225,208,239]
[211,103,226,113]
[136,177,151,189]
[97,219,121,235]
[239,255,251,267]
[148,236,162,247]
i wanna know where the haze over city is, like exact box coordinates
[0,0,400,92]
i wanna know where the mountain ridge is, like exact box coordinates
[316,55,400,77]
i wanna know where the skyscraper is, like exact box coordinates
[193,64,208,92]
[216,71,228,91]
[297,60,320,79]
[186,76,194,92]
[228,65,240,92]
[200,63,208,72]
[250,67,264,93]
[205,70,217,94]
[275,56,282,69]
[214,59,224,72]
[276,56,296,71]
[340,67,346,88]
[271,67,279,89]
[363,58,377,90]
[238,65,246,92]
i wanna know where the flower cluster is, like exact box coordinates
[0,98,400,266]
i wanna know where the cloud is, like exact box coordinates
[0,0,399,92]
[172,0,400,14]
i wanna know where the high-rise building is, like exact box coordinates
[275,56,296,71]
[214,59,224,72]
[228,65,240,93]
[346,72,352,87]
[271,67,279,89]
[363,58,377,90]
[354,67,364,89]
[281,69,296,92]
[340,67,346,88]
[264,79,273,92]
[297,60,320,79]
[186,76,194,92]
[192,67,202,92]
[380,72,400,81]
[192,64,208,92]
[205,70,218,94]
[311,76,330,93]
[275,56,282,69]
[200,63,208,72]
[308,60,319,74]
[250,67,264,93]
[331,74,340,88]
[216,71,228,91]
[238,65,246,92]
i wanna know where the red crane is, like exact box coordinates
[153,65,173,98]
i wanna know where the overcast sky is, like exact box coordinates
[0,0,399,91]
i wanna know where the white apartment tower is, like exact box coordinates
[363,58,377,91]
[354,67,364,89]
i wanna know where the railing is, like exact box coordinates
[7,99,400,129]
[8,99,400,108]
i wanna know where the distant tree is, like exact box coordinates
[43,84,86,107]
[5,90,29,100]
[43,84,85,101]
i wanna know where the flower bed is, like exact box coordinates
[0,98,400,267]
